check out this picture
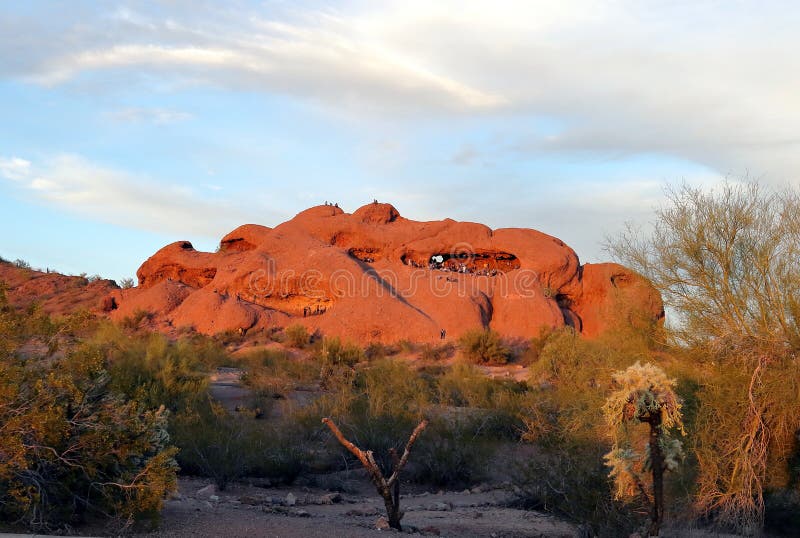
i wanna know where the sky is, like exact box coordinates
[1,1,799,283]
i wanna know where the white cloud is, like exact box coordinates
[0,157,32,181]
[0,154,264,237]
[2,1,798,181]
[106,107,193,124]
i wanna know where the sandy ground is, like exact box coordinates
[130,475,577,538]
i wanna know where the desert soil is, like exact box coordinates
[131,474,577,538]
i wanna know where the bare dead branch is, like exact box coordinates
[322,417,427,530]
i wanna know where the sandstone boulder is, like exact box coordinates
[113,202,662,341]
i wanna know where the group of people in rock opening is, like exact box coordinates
[426,255,500,277]
[302,304,327,317]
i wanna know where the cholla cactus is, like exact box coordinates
[603,362,684,536]
[603,361,684,433]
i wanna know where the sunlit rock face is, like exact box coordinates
[108,202,663,342]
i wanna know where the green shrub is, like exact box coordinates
[420,342,455,361]
[284,323,310,348]
[411,417,492,487]
[512,441,640,538]
[121,308,154,330]
[119,277,136,289]
[364,341,401,361]
[362,359,431,419]
[12,258,31,269]
[397,339,417,354]
[0,350,178,531]
[171,401,254,489]
[436,363,527,439]
[458,328,512,364]
[315,336,364,367]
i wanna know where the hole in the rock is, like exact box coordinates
[426,250,520,275]
[220,238,256,252]
[610,273,632,288]
[401,253,425,268]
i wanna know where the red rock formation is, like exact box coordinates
[109,202,663,342]
[0,261,119,316]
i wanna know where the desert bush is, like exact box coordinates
[315,336,365,368]
[364,341,403,361]
[435,362,527,439]
[608,180,800,533]
[361,359,431,419]
[119,277,136,289]
[237,347,318,395]
[215,328,247,346]
[411,416,492,487]
[518,326,557,365]
[104,331,214,413]
[284,323,310,348]
[364,341,388,360]
[420,341,455,361]
[253,346,305,370]
[515,327,676,535]
[12,258,31,269]
[171,401,253,489]
[438,362,494,407]
[173,404,313,488]
[458,328,512,364]
[248,422,312,483]
[397,339,417,354]
[512,441,641,538]
[121,308,154,330]
[0,348,177,531]
[315,359,432,475]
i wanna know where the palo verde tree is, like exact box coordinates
[603,362,685,537]
[0,302,178,531]
[607,180,800,533]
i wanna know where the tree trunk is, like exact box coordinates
[388,448,402,529]
[648,415,664,537]
[379,486,402,530]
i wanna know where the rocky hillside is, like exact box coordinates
[104,202,663,343]
[0,260,118,316]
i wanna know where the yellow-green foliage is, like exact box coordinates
[0,294,194,531]
[608,181,800,532]
[284,323,310,348]
[237,347,319,400]
[0,344,177,531]
[458,328,512,364]
[315,336,365,367]
[603,362,684,501]
[363,359,430,419]
[524,327,652,443]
